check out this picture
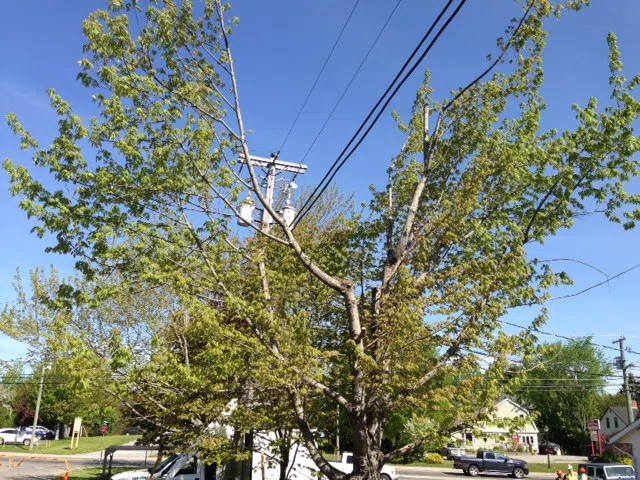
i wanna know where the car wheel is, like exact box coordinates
[512,467,525,479]
[23,439,31,446]
[381,474,391,480]
[0,438,4,445]
[468,465,480,477]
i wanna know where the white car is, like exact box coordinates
[0,428,40,446]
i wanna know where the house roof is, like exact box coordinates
[608,416,640,444]
[495,397,532,416]
[603,406,639,425]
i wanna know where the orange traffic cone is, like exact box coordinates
[63,471,69,480]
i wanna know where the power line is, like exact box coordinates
[502,320,640,357]
[277,0,362,153]
[293,0,464,228]
[295,0,405,175]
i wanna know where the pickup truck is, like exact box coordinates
[453,451,529,478]
[330,453,398,480]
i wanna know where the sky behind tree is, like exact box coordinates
[1,0,639,374]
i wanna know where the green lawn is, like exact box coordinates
[0,435,138,455]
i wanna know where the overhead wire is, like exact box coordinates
[294,0,405,179]
[502,320,640,357]
[277,0,362,154]
[294,0,539,227]
[293,0,464,228]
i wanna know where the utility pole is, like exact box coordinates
[336,404,340,457]
[614,337,635,426]
[30,363,51,450]
[239,154,307,228]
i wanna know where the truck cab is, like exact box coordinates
[578,463,635,480]
[329,453,398,480]
[111,454,215,480]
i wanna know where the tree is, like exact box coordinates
[0,268,170,438]
[627,373,640,405]
[4,1,640,479]
[512,339,613,454]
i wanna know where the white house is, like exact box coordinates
[607,416,640,480]
[601,404,639,439]
[453,398,539,453]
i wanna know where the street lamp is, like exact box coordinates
[30,362,52,450]
[544,426,550,469]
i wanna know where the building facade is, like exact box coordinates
[600,404,639,439]
[453,398,539,453]
[607,416,640,480]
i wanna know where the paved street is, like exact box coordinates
[1,454,577,480]
[396,466,556,480]
[1,463,560,480]
[0,455,145,480]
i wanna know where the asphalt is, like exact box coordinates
[0,452,585,480]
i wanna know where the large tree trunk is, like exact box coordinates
[278,440,290,480]
[350,412,385,480]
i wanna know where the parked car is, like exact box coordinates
[538,442,562,455]
[0,428,40,446]
[441,445,467,459]
[125,426,142,435]
[23,425,55,440]
[578,463,635,480]
[330,453,398,480]
[454,451,529,478]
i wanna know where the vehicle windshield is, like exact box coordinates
[605,466,635,478]
[150,454,179,474]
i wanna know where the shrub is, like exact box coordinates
[492,446,506,453]
[602,453,633,465]
[424,453,445,464]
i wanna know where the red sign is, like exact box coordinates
[100,425,108,436]
[512,436,520,443]
[587,419,600,432]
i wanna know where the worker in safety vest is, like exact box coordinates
[564,465,578,480]
[578,467,588,480]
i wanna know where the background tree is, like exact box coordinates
[512,339,613,454]
[3,1,640,480]
[627,373,640,405]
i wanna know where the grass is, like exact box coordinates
[0,435,138,455]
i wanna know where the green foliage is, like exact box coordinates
[423,453,444,464]
[512,340,613,454]
[601,453,633,465]
[2,0,640,477]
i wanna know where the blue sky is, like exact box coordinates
[1,1,639,377]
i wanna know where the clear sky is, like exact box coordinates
[1,1,639,379]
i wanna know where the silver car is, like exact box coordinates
[0,428,40,446]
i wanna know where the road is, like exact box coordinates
[0,455,145,480]
[1,458,566,480]
[396,466,555,480]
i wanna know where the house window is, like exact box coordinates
[606,417,611,429]
[466,433,473,442]
[614,417,619,429]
